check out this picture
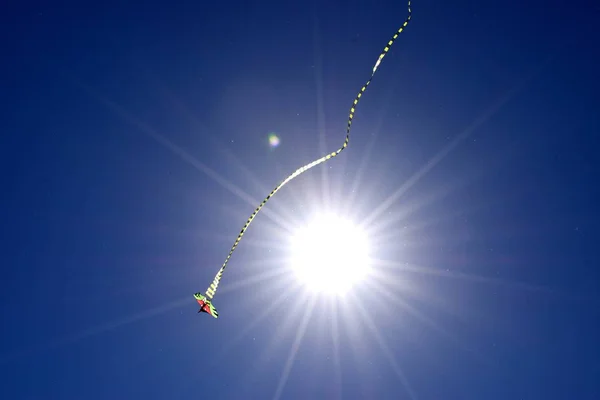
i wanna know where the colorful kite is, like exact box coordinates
[195,1,413,318]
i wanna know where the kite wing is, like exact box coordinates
[194,292,218,318]
[195,0,413,316]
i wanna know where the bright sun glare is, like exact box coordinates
[290,213,370,296]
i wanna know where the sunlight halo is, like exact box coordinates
[289,213,370,296]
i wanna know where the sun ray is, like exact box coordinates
[330,300,343,400]
[366,272,483,359]
[0,296,190,364]
[215,284,302,362]
[272,295,319,400]
[215,146,297,231]
[363,71,541,229]
[344,67,408,218]
[75,81,260,207]
[363,182,460,239]
[246,290,315,379]
[216,263,291,296]
[372,258,556,295]
[311,12,332,210]
[354,300,418,400]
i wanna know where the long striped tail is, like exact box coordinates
[201,0,412,303]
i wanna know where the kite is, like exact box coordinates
[194,1,412,318]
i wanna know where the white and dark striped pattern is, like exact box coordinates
[202,1,413,303]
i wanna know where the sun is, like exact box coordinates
[289,213,371,296]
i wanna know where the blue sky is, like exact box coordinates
[1,0,599,399]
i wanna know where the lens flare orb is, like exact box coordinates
[268,132,280,148]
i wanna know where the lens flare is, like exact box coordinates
[268,132,280,148]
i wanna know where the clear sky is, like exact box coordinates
[2,0,599,399]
